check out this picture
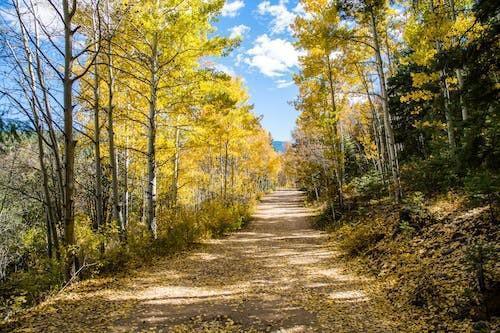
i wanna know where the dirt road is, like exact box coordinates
[8,190,399,332]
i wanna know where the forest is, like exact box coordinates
[0,0,498,332]
[0,0,280,322]
[283,0,499,330]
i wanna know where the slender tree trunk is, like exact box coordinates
[45,210,53,258]
[230,157,235,199]
[440,69,457,151]
[313,179,319,201]
[32,20,64,219]
[146,32,158,239]
[104,0,123,235]
[123,142,129,229]
[93,106,104,230]
[23,2,64,253]
[106,41,123,233]
[223,140,229,202]
[429,0,457,153]
[141,177,147,225]
[92,13,104,231]
[356,63,387,177]
[171,124,180,208]
[384,26,394,77]
[63,0,78,279]
[32,78,60,261]
[456,69,468,121]
[370,9,402,202]
[339,122,345,190]
[17,12,60,260]
[207,146,214,199]
[219,140,223,197]
[447,0,468,121]
[325,56,344,208]
[371,117,383,173]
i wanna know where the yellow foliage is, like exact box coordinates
[400,90,435,103]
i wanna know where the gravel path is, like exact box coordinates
[8,190,400,332]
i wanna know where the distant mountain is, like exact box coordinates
[272,141,288,153]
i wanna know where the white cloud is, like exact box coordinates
[256,0,310,34]
[214,63,236,77]
[292,2,305,15]
[257,0,295,34]
[221,0,245,17]
[292,2,312,19]
[235,53,245,66]
[276,79,294,88]
[2,0,64,36]
[244,34,302,77]
[229,24,250,39]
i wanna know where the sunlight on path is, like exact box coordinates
[11,190,400,332]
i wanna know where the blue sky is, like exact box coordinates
[0,0,304,141]
[214,0,307,141]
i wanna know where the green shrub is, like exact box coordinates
[155,210,203,255]
[394,191,433,236]
[349,170,386,198]
[401,156,460,194]
[201,201,251,237]
[98,200,253,272]
[0,259,63,320]
[313,203,341,230]
[464,170,499,222]
[464,240,499,320]
[0,198,256,321]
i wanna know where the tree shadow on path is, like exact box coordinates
[5,190,401,333]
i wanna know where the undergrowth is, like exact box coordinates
[0,200,254,322]
[318,192,499,332]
